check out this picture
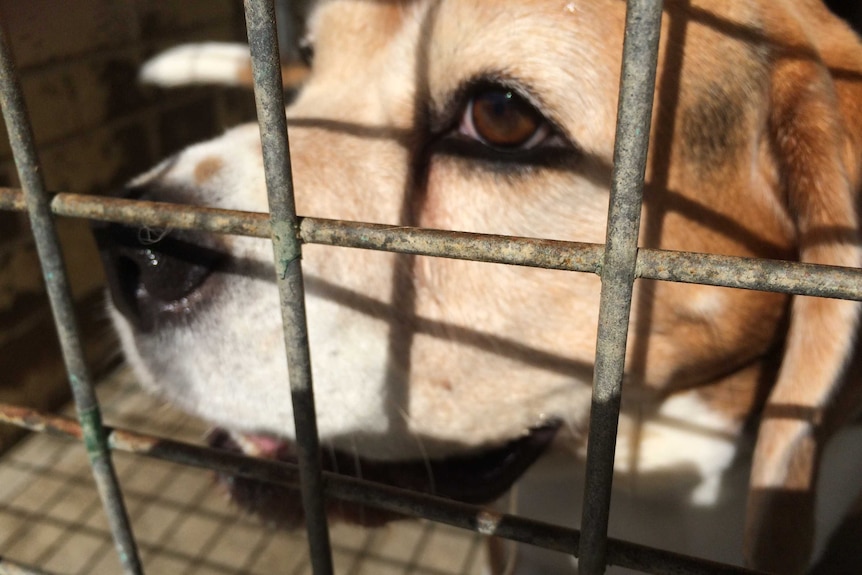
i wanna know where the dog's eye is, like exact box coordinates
[460,89,551,150]
[432,80,575,168]
[298,36,314,67]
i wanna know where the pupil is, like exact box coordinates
[472,88,539,148]
[490,91,513,115]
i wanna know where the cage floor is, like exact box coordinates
[0,367,486,575]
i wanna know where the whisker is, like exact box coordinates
[398,407,436,496]
[326,440,346,518]
[349,435,366,525]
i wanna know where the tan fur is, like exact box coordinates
[741,4,862,571]
[193,157,224,185]
[120,1,862,572]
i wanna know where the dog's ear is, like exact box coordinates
[139,43,310,90]
[744,21,862,573]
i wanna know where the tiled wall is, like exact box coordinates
[0,0,255,451]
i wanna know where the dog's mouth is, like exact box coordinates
[207,423,560,528]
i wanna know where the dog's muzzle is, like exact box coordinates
[94,185,563,529]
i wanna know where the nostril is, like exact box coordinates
[135,241,218,302]
[94,222,225,332]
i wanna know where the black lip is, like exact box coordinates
[375,423,562,503]
[208,423,561,527]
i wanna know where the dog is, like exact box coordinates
[95,1,862,573]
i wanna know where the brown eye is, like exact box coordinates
[298,36,314,67]
[461,88,550,149]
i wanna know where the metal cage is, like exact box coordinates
[0,0,859,574]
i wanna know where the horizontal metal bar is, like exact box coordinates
[0,403,768,575]
[1,187,859,301]
[300,216,606,273]
[635,248,862,300]
[0,24,143,575]
[23,189,272,236]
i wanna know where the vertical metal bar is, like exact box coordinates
[242,1,334,574]
[578,0,664,573]
[0,19,144,575]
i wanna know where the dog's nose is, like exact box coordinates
[93,185,224,333]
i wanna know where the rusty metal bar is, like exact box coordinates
[0,403,768,575]
[0,22,143,575]
[635,248,862,298]
[0,3,836,575]
[2,188,862,301]
[242,1,333,573]
[578,0,664,573]
[44,191,271,237]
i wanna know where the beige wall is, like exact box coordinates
[0,0,255,450]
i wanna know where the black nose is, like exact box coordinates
[93,186,225,333]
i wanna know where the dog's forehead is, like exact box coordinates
[309,0,423,68]
[428,0,626,157]
[302,0,776,165]
[305,0,627,155]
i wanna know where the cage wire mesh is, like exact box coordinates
[0,0,861,574]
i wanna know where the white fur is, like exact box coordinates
[114,2,862,573]
[140,43,250,87]
[510,418,862,573]
[613,393,741,506]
